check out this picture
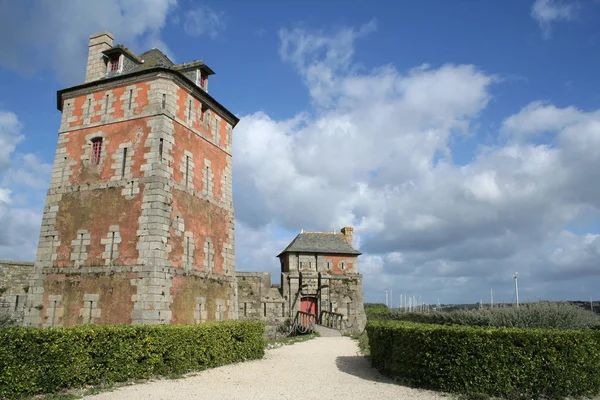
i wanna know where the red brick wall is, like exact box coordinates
[41,272,137,326]
[328,255,357,274]
[170,275,233,324]
[68,82,151,129]
[171,123,227,201]
[175,87,229,148]
[65,118,151,185]
[53,187,144,267]
[169,192,230,273]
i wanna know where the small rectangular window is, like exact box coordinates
[109,57,120,72]
[162,93,166,109]
[121,148,127,178]
[263,303,267,317]
[299,262,303,270]
[90,138,102,164]
[188,100,192,121]
[104,94,109,114]
[185,156,190,187]
[128,89,133,110]
[159,138,163,162]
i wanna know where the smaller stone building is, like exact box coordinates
[237,227,367,335]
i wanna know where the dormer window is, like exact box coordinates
[108,56,121,73]
[195,69,207,89]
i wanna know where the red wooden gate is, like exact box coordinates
[300,297,317,325]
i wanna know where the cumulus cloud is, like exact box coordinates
[183,6,226,38]
[0,111,48,261]
[232,20,600,304]
[0,0,177,85]
[531,0,578,39]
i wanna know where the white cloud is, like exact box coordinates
[0,111,49,261]
[232,20,600,304]
[531,0,578,39]
[0,112,24,172]
[0,0,177,85]
[183,6,225,38]
[279,19,377,107]
[502,101,585,138]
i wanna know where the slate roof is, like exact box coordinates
[136,48,175,69]
[277,232,362,257]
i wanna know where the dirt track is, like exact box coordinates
[85,337,447,400]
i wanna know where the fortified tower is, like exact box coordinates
[22,32,239,326]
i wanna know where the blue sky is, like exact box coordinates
[1,0,600,306]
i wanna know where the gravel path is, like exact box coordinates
[85,337,447,400]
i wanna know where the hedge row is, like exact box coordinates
[0,321,265,399]
[385,302,600,330]
[367,320,600,399]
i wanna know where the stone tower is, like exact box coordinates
[22,32,239,326]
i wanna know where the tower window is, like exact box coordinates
[109,57,120,72]
[121,148,127,178]
[200,72,207,88]
[90,138,103,164]
[159,138,164,162]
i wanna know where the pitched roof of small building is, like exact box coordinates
[277,232,362,257]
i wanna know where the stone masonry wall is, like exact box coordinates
[236,272,286,334]
[0,261,35,323]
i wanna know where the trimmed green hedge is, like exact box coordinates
[367,320,600,399]
[0,321,265,399]
[387,302,600,330]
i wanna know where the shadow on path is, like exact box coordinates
[335,355,393,383]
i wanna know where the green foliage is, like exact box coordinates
[356,330,370,356]
[367,320,600,399]
[0,321,265,399]
[364,303,390,320]
[387,301,600,330]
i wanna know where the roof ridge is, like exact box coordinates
[276,231,361,257]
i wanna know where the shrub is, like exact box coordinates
[364,303,390,320]
[387,301,600,330]
[356,330,370,356]
[367,320,600,399]
[0,321,265,399]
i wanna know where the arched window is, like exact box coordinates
[90,137,103,164]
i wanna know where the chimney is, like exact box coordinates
[340,226,354,247]
[84,31,114,83]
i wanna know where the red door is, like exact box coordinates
[300,297,317,325]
